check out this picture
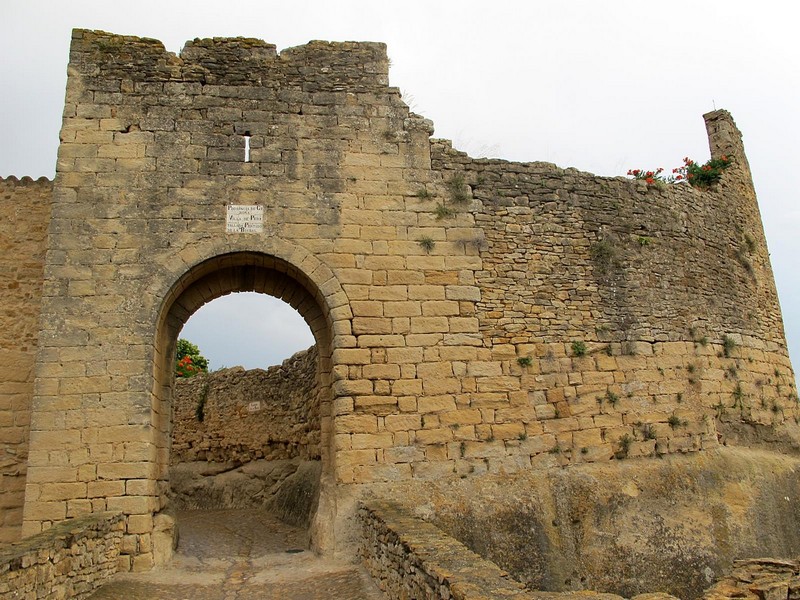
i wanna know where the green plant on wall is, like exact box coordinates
[434,203,454,220]
[447,173,469,204]
[736,232,757,276]
[615,434,633,459]
[195,383,209,422]
[590,240,616,275]
[417,236,435,253]
[571,341,587,357]
[674,155,733,188]
[722,335,737,358]
[626,155,732,189]
[732,382,745,409]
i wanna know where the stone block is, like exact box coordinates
[414,428,453,444]
[351,432,393,450]
[337,414,378,433]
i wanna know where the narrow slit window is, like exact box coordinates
[243,132,251,163]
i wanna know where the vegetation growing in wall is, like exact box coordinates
[195,383,209,422]
[732,382,745,409]
[447,173,469,204]
[571,341,587,357]
[589,240,616,275]
[640,423,656,440]
[668,414,687,428]
[417,173,468,221]
[615,434,633,459]
[736,231,757,276]
[675,155,733,188]
[433,203,453,219]
[722,335,737,358]
[627,155,732,189]
[417,236,435,253]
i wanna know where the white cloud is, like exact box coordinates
[179,293,314,370]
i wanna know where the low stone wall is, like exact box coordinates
[369,447,800,599]
[359,499,542,599]
[703,558,800,600]
[171,346,319,464]
[0,511,123,599]
[359,500,644,600]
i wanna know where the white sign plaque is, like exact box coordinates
[226,204,264,233]
[247,401,261,413]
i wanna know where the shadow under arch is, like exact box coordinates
[151,250,338,553]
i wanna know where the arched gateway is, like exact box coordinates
[3,29,799,579]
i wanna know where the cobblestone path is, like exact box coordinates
[88,509,386,600]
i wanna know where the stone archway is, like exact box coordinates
[152,251,338,557]
[22,243,348,569]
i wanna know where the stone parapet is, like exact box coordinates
[0,511,123,599]
[358,499,627,600]
[358,499,537,599]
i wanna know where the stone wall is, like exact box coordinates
[0,511,123,599]
[402,110,800,478]
[704,558,800,600]
[171,346,319,463]
[361,486,800,600]
[0,176,52,543]
[358,499,541,600]
[373,446,800,599]
[11,28,799,565]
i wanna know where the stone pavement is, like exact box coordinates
[87,509,386,600]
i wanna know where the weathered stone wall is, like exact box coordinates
[0,176,52,543]
[12,28,798,569]
[0,511,123,599]
[415,110,800,474]
[358,499,542,600]
[704,558,800,600]
[374,446,800,599]
[171,346,319,463]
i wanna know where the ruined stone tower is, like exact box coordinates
[1,29,798,591]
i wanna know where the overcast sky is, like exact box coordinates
[1,1,798,373]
